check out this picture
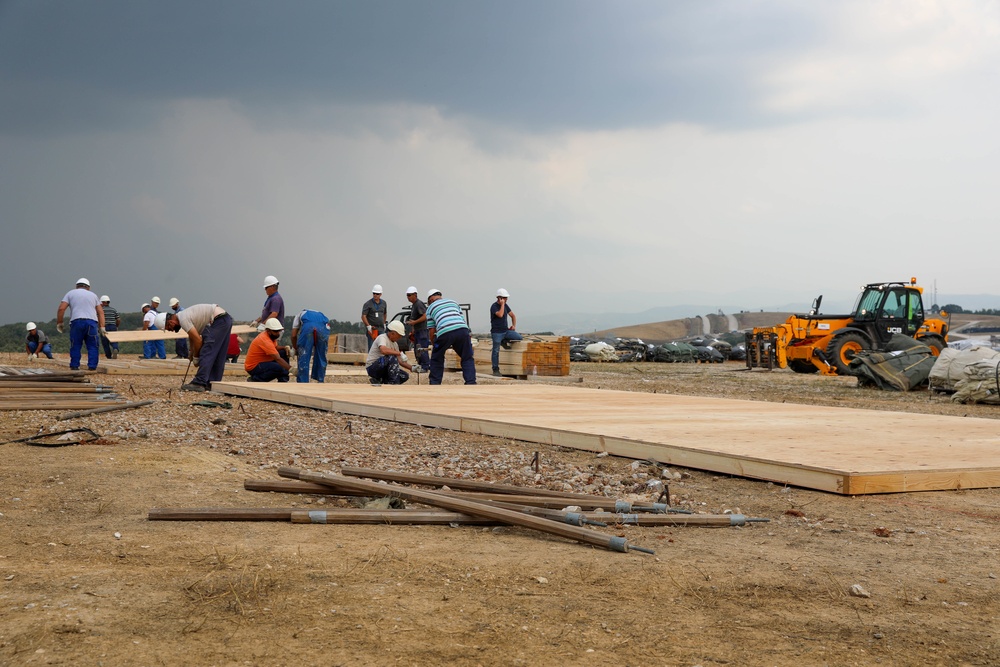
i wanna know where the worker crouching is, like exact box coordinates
[365,320,413,385]
[245,318,292,383]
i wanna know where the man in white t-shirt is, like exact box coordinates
[365,320,413,385]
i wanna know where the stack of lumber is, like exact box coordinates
[445,335,570,376]
[328,333,368,364]
[0,366,128,411]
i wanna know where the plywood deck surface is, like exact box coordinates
[210,382,1000,495]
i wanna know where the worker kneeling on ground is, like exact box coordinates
[25,322,54,360]
[245,318,292,383]
[365,320,413,385]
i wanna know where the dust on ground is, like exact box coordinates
[1,354,999,666]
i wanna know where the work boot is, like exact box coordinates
[112,350,118,359]
[369,378,381,386]
[492,369,501,377]
[501,339,512,350]
[181,383,206,392]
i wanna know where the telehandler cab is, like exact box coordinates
[745,278,949,376]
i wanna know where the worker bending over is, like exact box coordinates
[163,304,233,392]
[365,320,412,385]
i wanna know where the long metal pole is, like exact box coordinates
[278,466,653,554]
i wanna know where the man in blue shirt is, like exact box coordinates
[425,288,476,386]
[490,288,523,377]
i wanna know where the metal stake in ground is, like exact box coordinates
[180,358,192,388]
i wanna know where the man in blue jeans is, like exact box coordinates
[490,288,522,377]
[56,278,106,371]
[163,303,234,392]
[25,323,54,359]
[291,308,330,383]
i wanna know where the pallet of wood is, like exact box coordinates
[445,335,570,376]
[31,357,248,376]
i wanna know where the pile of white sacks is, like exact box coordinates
[929,343,1000,404]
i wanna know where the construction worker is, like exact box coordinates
[99,295,121,359]
[365,320,412,385]
[56,278,105,371]
[163,304,233,392]
[362,284,387,351]
[25,323,54,360]
[426,288,476,385]
[252,276,285,329]
[245,318,291,382]
[490,288,522,376]
[406,286,430,371]
[142,302,166,359]
[169,298,188,359]
[290,309,330,383]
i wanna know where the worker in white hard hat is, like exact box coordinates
[163,303,234,391]
[251,276,285,335]
[98,295,121,359]
[361,284,387,351]
[168,298,189,359]
[365,320,413,385]
[56,278,105,371]
[490,288,523,376]
[290,308,331,383]
[405,286,430,371]
[141,300,166,359]
[25,322,54,360]
[425,289,476,385]
[245,317,291,383]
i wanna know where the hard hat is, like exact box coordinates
[406,286,418,295]
[264,317,284,331]
[151,296,160,304]
[372,284,383,294]
[387,320,406,336]
[26,322,36,331]
[263,275,279,288]
[427,288,442,299]
[169,297,179,308]
[100,295,110,303]
[76,278,90,287]
[154,312,167,330]
[141,302,150,309]
[496,288,510,298]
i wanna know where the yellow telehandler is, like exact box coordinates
[746,278,949,376]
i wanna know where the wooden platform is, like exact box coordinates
[209,382,1000,495]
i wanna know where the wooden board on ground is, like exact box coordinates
[104,324,256,343]
[32,357,248,376]
[210,382,1000,495]
[327,352,367,365]
[445,336,570,376]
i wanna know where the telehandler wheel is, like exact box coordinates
[919,334,947,357]
[826,332,866,375]
[788,359,819,374]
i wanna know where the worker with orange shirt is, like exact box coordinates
[245,318,292,382]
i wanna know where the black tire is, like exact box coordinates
[919,334,947,357]
[826,332,867,375]
[788,359,819,374]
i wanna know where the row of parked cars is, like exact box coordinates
[570,336,747,363]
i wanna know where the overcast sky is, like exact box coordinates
[1,1,997,332]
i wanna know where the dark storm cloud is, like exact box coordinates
[0,0,821,135]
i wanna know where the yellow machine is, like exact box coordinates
[746,278,949,376]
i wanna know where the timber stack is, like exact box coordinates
[0,365,128,411]
[445,335,571,377]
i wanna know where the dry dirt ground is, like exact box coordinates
[2,353,1000,666]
